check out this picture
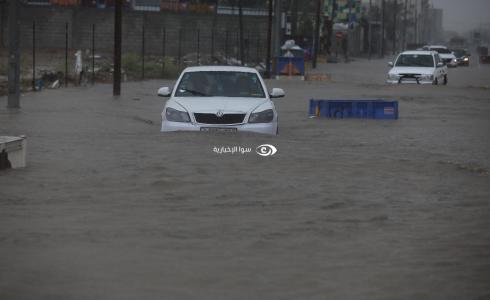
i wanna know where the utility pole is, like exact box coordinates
[7,0,20,108]
[65,23,68,87]
[238,0,244,65]
[113,0,122,96]
[32,21,36,92]
[325,0,336,56]
[414,0,418,44]
[393,0,397,54]
[312,0,321,68]
[421,0,427,44]
[402,0,407,50]
[368,0,372,59]
[266,0,273,78]
[273,0,282,58]
[291,0,298,36]
[141,19,145,80]
[211,0,218,58]
[381,0,385,57]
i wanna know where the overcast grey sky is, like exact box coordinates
[431,0,490,33]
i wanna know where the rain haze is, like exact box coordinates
[1,0,490,299]
[432,0,490,33]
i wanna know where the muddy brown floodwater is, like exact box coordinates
[1,58,490,300]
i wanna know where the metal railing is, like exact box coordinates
[0,3,268,96]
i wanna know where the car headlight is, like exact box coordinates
[463,57,469,61]
[388,74,399,80]
[248,109,274,123]
[420,74,433,81]
[166,107,190,122]
[453,58,457,63]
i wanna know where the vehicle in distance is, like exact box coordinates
[158,66,284,135]
[387,50,448,85]
[422,45,458,67]
[452,48,470,66]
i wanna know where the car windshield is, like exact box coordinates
[175,71,266,98]
[452,49,466,57]
[431,47,451,54]
[395,54,434,67]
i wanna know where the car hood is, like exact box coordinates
[172,97,269,114]
[438,53,456,59]
[389,67,434,75]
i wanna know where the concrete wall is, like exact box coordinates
[1,4,269,61]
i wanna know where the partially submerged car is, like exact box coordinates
[387,50,448,85]
[422,45,458,67]
[452,48,470,66]
[158,66,284,135]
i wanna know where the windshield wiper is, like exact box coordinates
[180,88,208,96]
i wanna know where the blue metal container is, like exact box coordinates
[309,99,398,120]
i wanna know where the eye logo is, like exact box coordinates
[256,144,277,157]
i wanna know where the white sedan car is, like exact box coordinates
[158,66,284,135]
[423,45,458,67]
[387,50,448,85]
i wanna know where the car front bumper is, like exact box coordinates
[386,79,433,84]
[161,120,278,135]
[447,61,458,67]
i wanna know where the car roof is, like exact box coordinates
[400,50,435,55]
[182,66,258,73]
[426,45,448,49]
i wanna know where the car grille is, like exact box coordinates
[399,74,421,77]
[194,113,246,124]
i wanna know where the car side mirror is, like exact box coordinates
[270,88,285,98]
[388,61,394,67]
[157,87,171,97]
[437,62,444,67]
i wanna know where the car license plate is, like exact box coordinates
[200,127,237,133]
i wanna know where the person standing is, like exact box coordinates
[341,34,349,62]
[74,50,85,86]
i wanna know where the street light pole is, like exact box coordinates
[368,0,372,60]
[7,0,20,108]
[414,0,418,44]
[238,0,244,65]
[312,0,321,69]
[273,0,281,58]
[402,0,407,50]
[266,0,273,78]
[381,0,385,57]
[393,0,397,54]
[113,0,122,96]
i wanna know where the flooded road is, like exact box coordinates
[1,59,489,299]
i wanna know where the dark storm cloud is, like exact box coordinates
[431,0,490,33]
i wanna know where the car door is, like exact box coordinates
[434,54,446,80]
